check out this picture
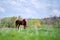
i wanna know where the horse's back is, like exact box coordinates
[15,20,22,25]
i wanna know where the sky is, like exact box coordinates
[0,0,60,19]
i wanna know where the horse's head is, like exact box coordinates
[23,19,26,21]
[23,19,28,27]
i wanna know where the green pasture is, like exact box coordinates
[0,28,60,40]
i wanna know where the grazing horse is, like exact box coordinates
[15,19,28,30]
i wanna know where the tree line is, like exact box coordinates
[0,16,60,28]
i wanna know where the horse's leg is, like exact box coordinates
[16,24,19,30]
[16,24,18,30]
[24,25,26,29]
[17,25,20,30]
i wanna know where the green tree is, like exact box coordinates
[53,21,60,28]
[28,19,41,28]
[0,16,17,28]
[10,16,17,28]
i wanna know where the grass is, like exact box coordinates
[0,28,60,40]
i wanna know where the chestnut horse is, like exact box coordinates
[15,19,28,30]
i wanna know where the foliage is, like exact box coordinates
[0,16,17,28]
[0,16,60,28]
[28,19,41,28]
[53,21,60,28]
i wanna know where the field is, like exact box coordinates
[0,28,60,40]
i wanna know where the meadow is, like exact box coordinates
[0,28,60,40]
[0,17,60,40]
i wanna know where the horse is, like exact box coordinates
[15,19,28,30]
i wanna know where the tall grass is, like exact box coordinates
[0,28,60,40]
